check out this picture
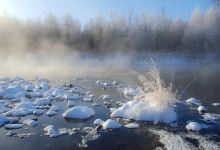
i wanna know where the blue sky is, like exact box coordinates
[0,0,211,24]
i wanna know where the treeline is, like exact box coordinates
[0,8,220,56]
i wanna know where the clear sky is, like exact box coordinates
[0,0,211,24]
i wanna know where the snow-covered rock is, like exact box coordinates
[15,101,34,109]
[34,97,51,106]
[94,119,104,125]
[212,103,220,107]
[186,122,209,131]
[44,125,68,138]
[186,98,202,106]
[49,105,60,112]
[5,124,23,129]
[203,113,220,123]
[0,115,10,125]
[102,119,122,129]
[62,106,95,119]
[197,106,208,113]
[111,100,177,123]
[33,109,44,116]
[63,94,81,100]
[124,123,140,129]
[5,108,33,116]
[100,95,111,100]
[44,125,59,138]
[23,119,38,127]
[24,85,34,92]
[0,85,25,98]
[47,110,57,116]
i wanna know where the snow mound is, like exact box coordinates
[203,113,220,123]
[124,123,140,128]
[33,109,44,116]
[5,108,33,116]
[5,124,23,129]
[44,125,69,138]
[0,85,25,98]
[0,115,10,125]
[93,119,104,125]
[34,97,51,106]
[62,106,95,119]
[212,103,220,106]
[47,110,57,116]
[102,119,121,129]
[23,119,38,127]
[197,106,208,113]
[111,100,177,123]
[186,122,209,131]
[186,98,202,106]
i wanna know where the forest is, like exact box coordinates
[0,7,219,57]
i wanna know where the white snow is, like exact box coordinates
[62,106,95,119]
[203,113,220,123]
[123,88,138,98]
[15,101,34,109]
[44,125,59,138]
[5,124,23,129]
[100,95,111,100]
[23,119,38,127]
[49,105,60,112]
[34,97,51,106]
[0,85,25,98]
[33,109,44,116]
[93,119,104,125]
[102,119,122,129]
[63,94,81,100]
[44,125,69,138]
[0,115,10,124]
[47,110,57,116]
[186,98,202,106]
[212,103,220,106]
[5,108,33,116]
[24,85,34,92]
[124,123,140,129]
[197,106,208,113]
[186,122,209,131]
[111,100,177,123]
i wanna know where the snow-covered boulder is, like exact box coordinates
[197,106,208,113]
[0,85,25,98]
[186,98,202,106]
[0,115,10,125]
[34,97,51,106]
[124,123,140,129]
[100,95,111,100]
[102,119,122,129]
[5,124,23,129]
[212,103,220,107]
[111,100,177,123]
[47,110,57,116]
[62,106,95,119]
[186,122,209,131]
[23,119,38,127]
[63,94,81,100]
[33,109,44,116]
[203,113,220,123]
[24,85,34,92]
[94,119,104,125]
